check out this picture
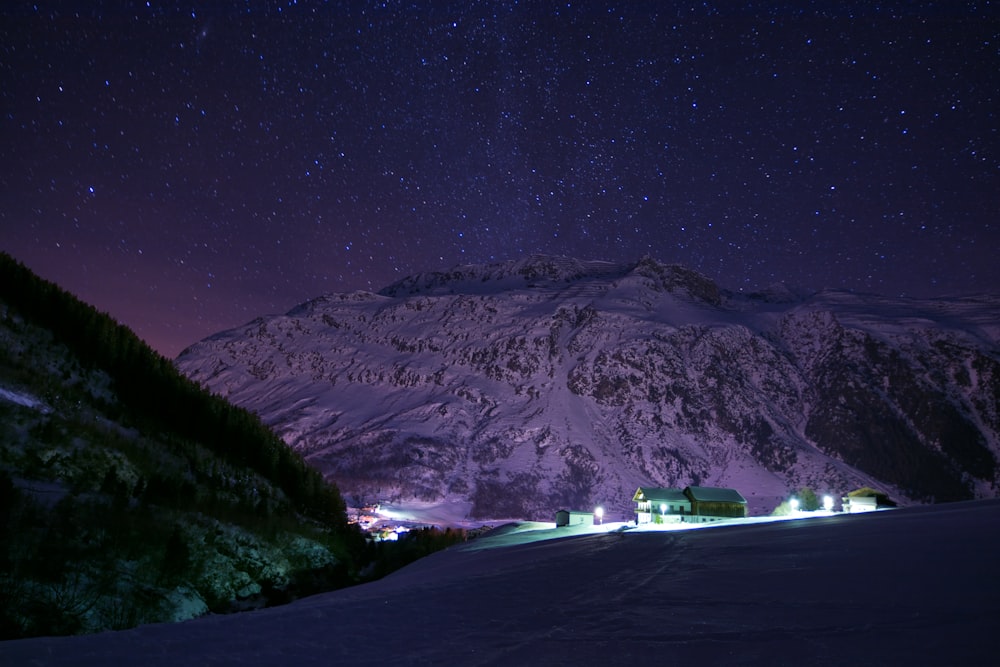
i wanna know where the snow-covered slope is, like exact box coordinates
[3,500,999,665]
[176,255,1000,519]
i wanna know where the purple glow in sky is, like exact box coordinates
[2,2,997,356]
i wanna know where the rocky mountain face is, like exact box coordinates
[176,256,1000,520]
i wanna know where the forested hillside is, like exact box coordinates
[0,252,361,638]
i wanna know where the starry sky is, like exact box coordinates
[2,1,998,357]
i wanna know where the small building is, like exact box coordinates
[842,495,879,513]
[555,509,594,527]
[634,485,748,524]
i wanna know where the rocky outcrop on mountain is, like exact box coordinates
[176,255,1000,520]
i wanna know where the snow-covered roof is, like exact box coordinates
[685,486,748,504]
[633,487,690,503]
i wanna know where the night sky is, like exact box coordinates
[2,2,998,357]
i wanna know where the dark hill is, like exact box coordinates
[0,252,357,638]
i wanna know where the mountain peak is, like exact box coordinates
[376,254,721,304]
[377,254,631,297]
[629,256,722,305]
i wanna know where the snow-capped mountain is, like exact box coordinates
[176,255,1000,519]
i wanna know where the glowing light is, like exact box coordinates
[823,495,835,511]
[790,498,800,513]
[594,506,604,525]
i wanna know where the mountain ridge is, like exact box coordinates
[176,255,1000,520]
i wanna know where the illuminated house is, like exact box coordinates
[632,488,691,524]
[633,486,748,524]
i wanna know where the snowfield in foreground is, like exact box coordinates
[3,499,998,666]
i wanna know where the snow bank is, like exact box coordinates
[2,499,998,665]
[0,386,50,413]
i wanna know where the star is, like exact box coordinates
[0,2,997,356]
